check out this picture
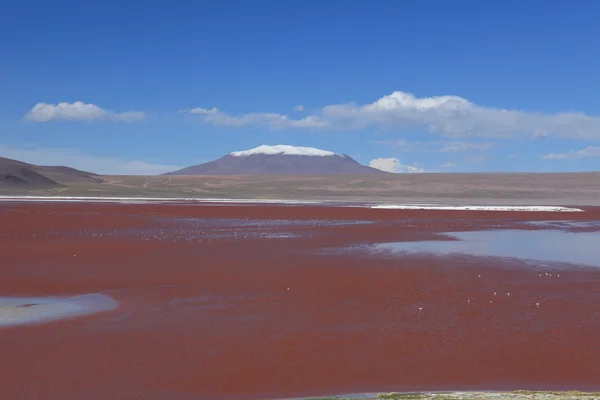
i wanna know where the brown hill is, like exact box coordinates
[35,165,103,184]
[0,157,102,188]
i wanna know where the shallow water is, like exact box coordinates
[0,294,117,327]
[4,204,600,400]
[373,229,600,268]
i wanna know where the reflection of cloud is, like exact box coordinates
[375,230,600,268]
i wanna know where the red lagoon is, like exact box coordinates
[1,202,600,400]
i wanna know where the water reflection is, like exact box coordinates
[373,229,600,268]
[0,294,117,328]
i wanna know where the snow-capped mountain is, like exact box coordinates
[230,145,339,157]
[164,145,386,175]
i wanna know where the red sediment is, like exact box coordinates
[1,202,600,400]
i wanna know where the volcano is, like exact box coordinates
[164,145,386,175]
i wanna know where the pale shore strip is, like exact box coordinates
[0,195,322,204]
[0,196,585,212]
[285,390,600,399]
[370,204,583,212]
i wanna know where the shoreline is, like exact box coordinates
[0,195,585,212]
[292,391,600,399]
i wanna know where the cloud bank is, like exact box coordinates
[26,101,145,122]
[184,91,600,139]
[369,157,425,173]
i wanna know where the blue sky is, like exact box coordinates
[2,0,600,174]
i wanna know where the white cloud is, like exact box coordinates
[369,157,425,173]
[188,107,218,115]
[186,91,600,139]
[25,101,145,123]
[294,105,305,112]
[0,145,180,175]
[441,162,456,168]
[186,107,327,129]
[543,146,600,160]
[439,141,492,152]
[320,92,600,138]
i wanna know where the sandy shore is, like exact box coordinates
[2,202,600,400]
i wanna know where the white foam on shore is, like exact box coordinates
[0,294,117,328]
[371,204,583,212]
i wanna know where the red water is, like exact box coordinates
[1,202,600,400]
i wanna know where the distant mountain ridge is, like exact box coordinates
[164,145,386,175]
[0,156,102,188]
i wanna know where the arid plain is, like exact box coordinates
[2,172,600,206]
